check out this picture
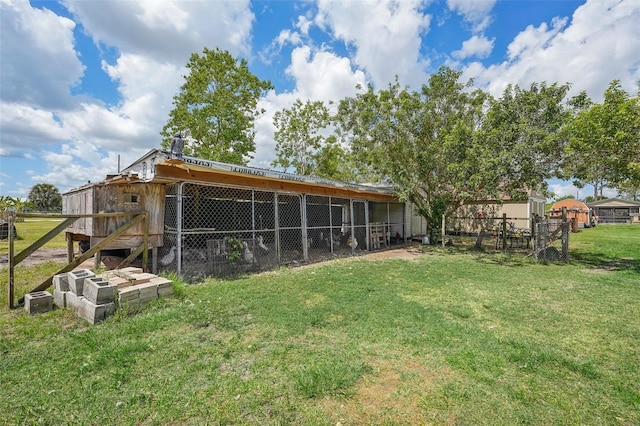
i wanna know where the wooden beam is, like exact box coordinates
[19,213,147,302]
[154,164,398,202]
[13,218,77,265]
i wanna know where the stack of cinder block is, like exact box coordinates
[107,267,173,309]
[53,269,116,324]
[51,268,173,324]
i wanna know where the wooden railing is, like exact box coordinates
[6,211,148,309]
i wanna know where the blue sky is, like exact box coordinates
[1,0,639,201]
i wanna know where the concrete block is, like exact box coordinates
[53,273,70,292]
[53,288,67,308]
[107,276,131,288]
[65,292,84,314]
[129,273,157,285]
[83,276,117,305]
[117,267,144,275]
[136,282,159,303]
[117,286,140,309]
[24,291,53,315]
[67,269,95,296]
[151,276,173,297]
[77,299,114,324]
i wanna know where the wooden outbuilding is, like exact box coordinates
[549,199,593,230]
[63,149,409,278]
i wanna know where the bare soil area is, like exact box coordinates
[1,245,425,270]
[0,247,69,268]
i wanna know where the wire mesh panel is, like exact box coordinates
[305,196,333,262]
[160,181,408,278]
[443,215,533,251]
[534,218,569,262]
[368,202,407,249]
[351,200,367,253]
[159,183,180,275]
[277,193,304,264]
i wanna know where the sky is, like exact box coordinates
[1,0,639,201]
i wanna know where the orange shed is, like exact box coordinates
[549,199,593,230]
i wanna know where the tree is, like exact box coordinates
[337,67,570,242]
[28,183,61,212]
[161,47,273,165]
[562,81,640,199]
[479,81,571,200]
[336,68,489,242]
[271,99,331,175]
[311,136,360,182]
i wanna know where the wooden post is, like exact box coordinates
[502,213,507,251]
[66,232,74,263]
[441,214,445,247]
[531,213,536,242]
[142,212,149,271]
[7,208,15,309]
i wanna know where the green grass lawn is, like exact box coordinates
[0,218,68,254]
[1,225,638,424]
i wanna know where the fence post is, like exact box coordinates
[441,214,445,247]
[502,213,507,251]
[7,208,15,309]
[561,207,569,261]
[531,213,536,242]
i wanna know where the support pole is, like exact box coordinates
[502,213,508,251]
[7,208,16,309]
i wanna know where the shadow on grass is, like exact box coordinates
[419,244,536,268]
[420,243,640,273]
[570,250,640,274]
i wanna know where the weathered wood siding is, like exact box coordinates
[63,183,165,249]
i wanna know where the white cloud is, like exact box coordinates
[452,34,494,60]
[287,46,367,101]
[315,0,431,88]
[62,0,255,62]
[296,15,313,36]
[0,0,84,110]
[463,0,640,100]
[0,103,70,155]
[1,0,256,192]
[251,46,368,170]
[446,0,496,32]
[550,181,617,201]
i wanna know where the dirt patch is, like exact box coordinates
[582,268,610,275]
[0,248,127,270]
[319,355,453,424]
[359,246,425,261]
[0,247,69,269]
[1,245,425,270]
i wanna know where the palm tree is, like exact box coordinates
[28,183,62,212]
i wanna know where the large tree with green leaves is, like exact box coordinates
[28,183,61,212]
[161,48,273,165]
[337,67,570,242]
[561,81,640,199]
[337,68,489,241]
[271,99,331,175]
[480,81,571,199]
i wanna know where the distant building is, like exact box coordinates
[549,199,593,229]
[587,198,640,224]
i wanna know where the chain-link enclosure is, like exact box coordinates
[160,183,407,279]
[533,218,570,262]
[444,215,534,251]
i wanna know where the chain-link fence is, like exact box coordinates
[533,218,570,262]
[443,215,534,251]
[160,182,407,279]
